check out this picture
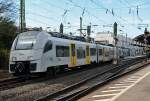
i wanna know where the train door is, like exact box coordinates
[86,45,91,64]
[99,47,103,62]
[70,43,77,66]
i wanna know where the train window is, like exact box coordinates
[43,40,52,53]
[77,47,85,59]
[56,46,63,57]
[99,49,103,55]
[77,49,81,58]
[56,46,69,57]
[15,38,36,50]
[71,44,75,56]
[105,49,109,56]
[90,48,96,56]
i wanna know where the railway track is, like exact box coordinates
[0,57,146,95]
[36,58,148,101]
[0,76,41,91]
[0,57,124,91]
[0,62,112,91]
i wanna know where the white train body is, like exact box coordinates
[9,31,145,75]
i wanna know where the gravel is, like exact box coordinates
[0,64,115,101]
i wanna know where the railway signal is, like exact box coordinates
[60,23,64,34]
[87,25,91,36]
[113,22,117,37]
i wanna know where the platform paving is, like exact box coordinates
[78,64,150,101]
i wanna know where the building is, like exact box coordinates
[95,31,132,48]
[94,31,145,57]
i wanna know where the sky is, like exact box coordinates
[17,0,150,38]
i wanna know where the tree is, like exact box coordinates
[0,0,18,69]
[0,0,18,49]
[0,0,18,20]
[0,17,17,49]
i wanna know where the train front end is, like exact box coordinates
[9,31,46,76]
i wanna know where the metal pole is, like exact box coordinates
[20,0,26,33]
[113,22,118,64]
[126,33,127,43]
[80,17,82,36]
[144,28,148,59]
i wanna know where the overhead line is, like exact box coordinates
[31,3,57,14]
[90,0,145,33]
[66,0,106,23]
[27,17,52,26]
[90,1,136,25]
[26,11,60,22]
[43,0,67,10]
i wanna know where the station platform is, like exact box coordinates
[79,64,150,101]
[123,55,146,60]
[115,72,150,101]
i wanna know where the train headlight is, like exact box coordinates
[10,64,15,72]
[12,57,17,61]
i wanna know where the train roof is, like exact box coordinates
[49,34,96,46]
[18,31,114,47]
[48,32,87,42]
[19,31,41,37]
[19,31,87,42]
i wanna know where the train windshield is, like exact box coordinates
[15,37,36,50]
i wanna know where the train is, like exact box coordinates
[9,31,146,76]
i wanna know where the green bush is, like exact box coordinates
[0,49,9,70]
